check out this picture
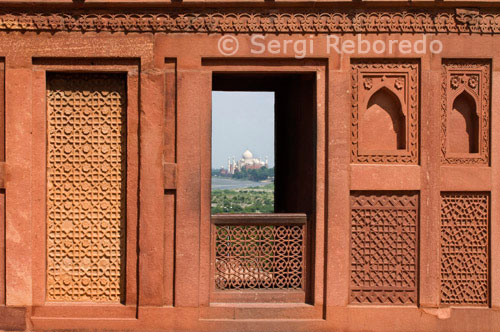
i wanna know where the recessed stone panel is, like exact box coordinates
[441,60,490,165]
[440,192,489,305]
[46,73,127,302]
[351,60,419,164]
[350,191,418,305]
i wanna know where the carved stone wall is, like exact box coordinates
[441,60,490,165]
[440,193,489,305]
[46,74,127,302]
[0,9,500,34]
[350,192,418,304]
[351,60,419,164]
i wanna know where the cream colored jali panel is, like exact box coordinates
[46,74,126,302]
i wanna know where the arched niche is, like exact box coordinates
[360,87,406,151]
[449,91,479,154]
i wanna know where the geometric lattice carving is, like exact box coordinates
[350,192,418,304]
[440,192,489,305]
[215,224,304,290]
[351,60,419,164]
[46,74,126,302]
[441,60,490,165]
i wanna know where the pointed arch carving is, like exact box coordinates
[361,87,406,151]
[449,91,479,153]
[441,60,490,165]
[351,60,419,164]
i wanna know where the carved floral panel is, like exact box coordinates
[351,60,419,164]
[350,192,418,304]
[46,74,127,302]
[441,60,490,165]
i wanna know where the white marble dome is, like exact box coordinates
[242,149,253,160]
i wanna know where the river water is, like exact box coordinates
[211,177,270,190]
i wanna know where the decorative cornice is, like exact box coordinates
[0,9,499,34]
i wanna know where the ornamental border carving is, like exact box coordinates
[351,59,419,164]
[0,9,499,34]
[440,59,490,165]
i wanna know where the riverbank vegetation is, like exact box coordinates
[211,183,274,214]
[212,166,274,182]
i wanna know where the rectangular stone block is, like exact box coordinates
[0,306,26,331]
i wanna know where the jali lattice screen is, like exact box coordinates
[350,192,418,304]
[215,224,304,290]
[46,73,127,302]
[441,192,489,305]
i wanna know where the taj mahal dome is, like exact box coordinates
[227,149,268,174]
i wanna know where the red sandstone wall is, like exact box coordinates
[0,3,500,332]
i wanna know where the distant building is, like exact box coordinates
[227,149,268,174]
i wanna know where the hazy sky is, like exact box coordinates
[212,91,275,169]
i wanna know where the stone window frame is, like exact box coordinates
[30,59,139,319]
[198,60,326,313]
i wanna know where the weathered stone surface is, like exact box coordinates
[0,307,26,331]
